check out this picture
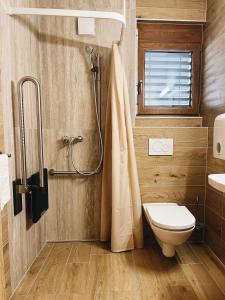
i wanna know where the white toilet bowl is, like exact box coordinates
[143,203,195,257]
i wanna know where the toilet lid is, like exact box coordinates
[145,205,196,230]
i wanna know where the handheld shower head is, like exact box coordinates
[85,46,94,55]
[85,46,94,69]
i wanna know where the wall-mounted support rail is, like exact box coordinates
[17,76,45,191]
[49,169,101,176]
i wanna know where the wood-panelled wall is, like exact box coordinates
[36,0,135,242]
[0,0,47,293]
[0,0,136,293]
[201,0,225,265]
[134,118,207,240]
[136,0,207,22]
[0,74,7,300]
[0,64,11,298]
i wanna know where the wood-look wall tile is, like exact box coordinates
[221,219,225,243]
[140,186,205,205]
[136,147,207,167]
[205,207,222,237]
[1,214,8,248]
[138,166,206,187]
[205,227,225,265]
[0,1,47,290]
[1,0,137,292]
[0,125,4,153]
[135,117,203,127]
[136,0,206,22]
[134,127,208,148]
[202,0,225,261]
[205,187,223,217]
[134,123,207,241]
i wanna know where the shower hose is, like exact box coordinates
[68,69,103,176]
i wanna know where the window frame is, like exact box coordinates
[137,23,202,115]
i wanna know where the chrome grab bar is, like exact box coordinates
[17,76,45,191]
[49,169,101,176]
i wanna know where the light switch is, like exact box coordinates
[149,139,173,156]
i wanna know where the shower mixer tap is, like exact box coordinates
[62,136,83,145]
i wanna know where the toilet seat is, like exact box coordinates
[143,203,196,231]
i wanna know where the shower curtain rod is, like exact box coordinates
[5,3,126,45]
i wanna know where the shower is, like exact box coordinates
[62,46,103,176]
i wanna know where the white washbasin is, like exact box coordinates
[208,174,225,193]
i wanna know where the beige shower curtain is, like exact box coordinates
[100,43,143,252]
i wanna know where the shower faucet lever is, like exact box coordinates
[74,136,83,143]
[62,135,83,145]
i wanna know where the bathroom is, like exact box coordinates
[0,0,225,299]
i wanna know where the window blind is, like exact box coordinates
[144,51,193,107]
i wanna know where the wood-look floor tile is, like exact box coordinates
[112,291,142,300]
[149,245,197,299]
[47,243,72,264]
[11,295,27,300]
[87,254,111,297]
[26,295,56,300]
[167,283,198,300]
[29,262,66,295]
[68,242,91,263]
[190,243,225,295]
[15,258,46,295]
[55,294,91,300]
[90,242,110,255]
[91,293,111,300]
[176,244,200,264]
[133,247,170,299]
[12,242,225,299]
[111,252,140,292]
[57,263,89,295]
[38,243,54,258]
[182,263,225,300]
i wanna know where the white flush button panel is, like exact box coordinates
[78,17,95,35]
[213,113,225,160]
[149,139,173,156]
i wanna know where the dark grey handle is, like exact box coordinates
[137,80,143,95]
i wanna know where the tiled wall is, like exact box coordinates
[36,0,136,242]
[0,82,11,298]
[0,0,47,292]
[201,0,225,265]
[0,206,11,299]
[136,0,207,22]
[0,0,136,293]
[134,117,208,241]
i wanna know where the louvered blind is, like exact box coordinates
[144,51,193,107]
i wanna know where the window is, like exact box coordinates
[138,23,202,115]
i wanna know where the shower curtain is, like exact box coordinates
[100,43,143,252]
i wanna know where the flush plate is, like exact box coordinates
[149,138,173,156]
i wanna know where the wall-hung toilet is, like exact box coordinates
[143,203,196,257]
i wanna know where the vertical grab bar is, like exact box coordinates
[17,76,44,191]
